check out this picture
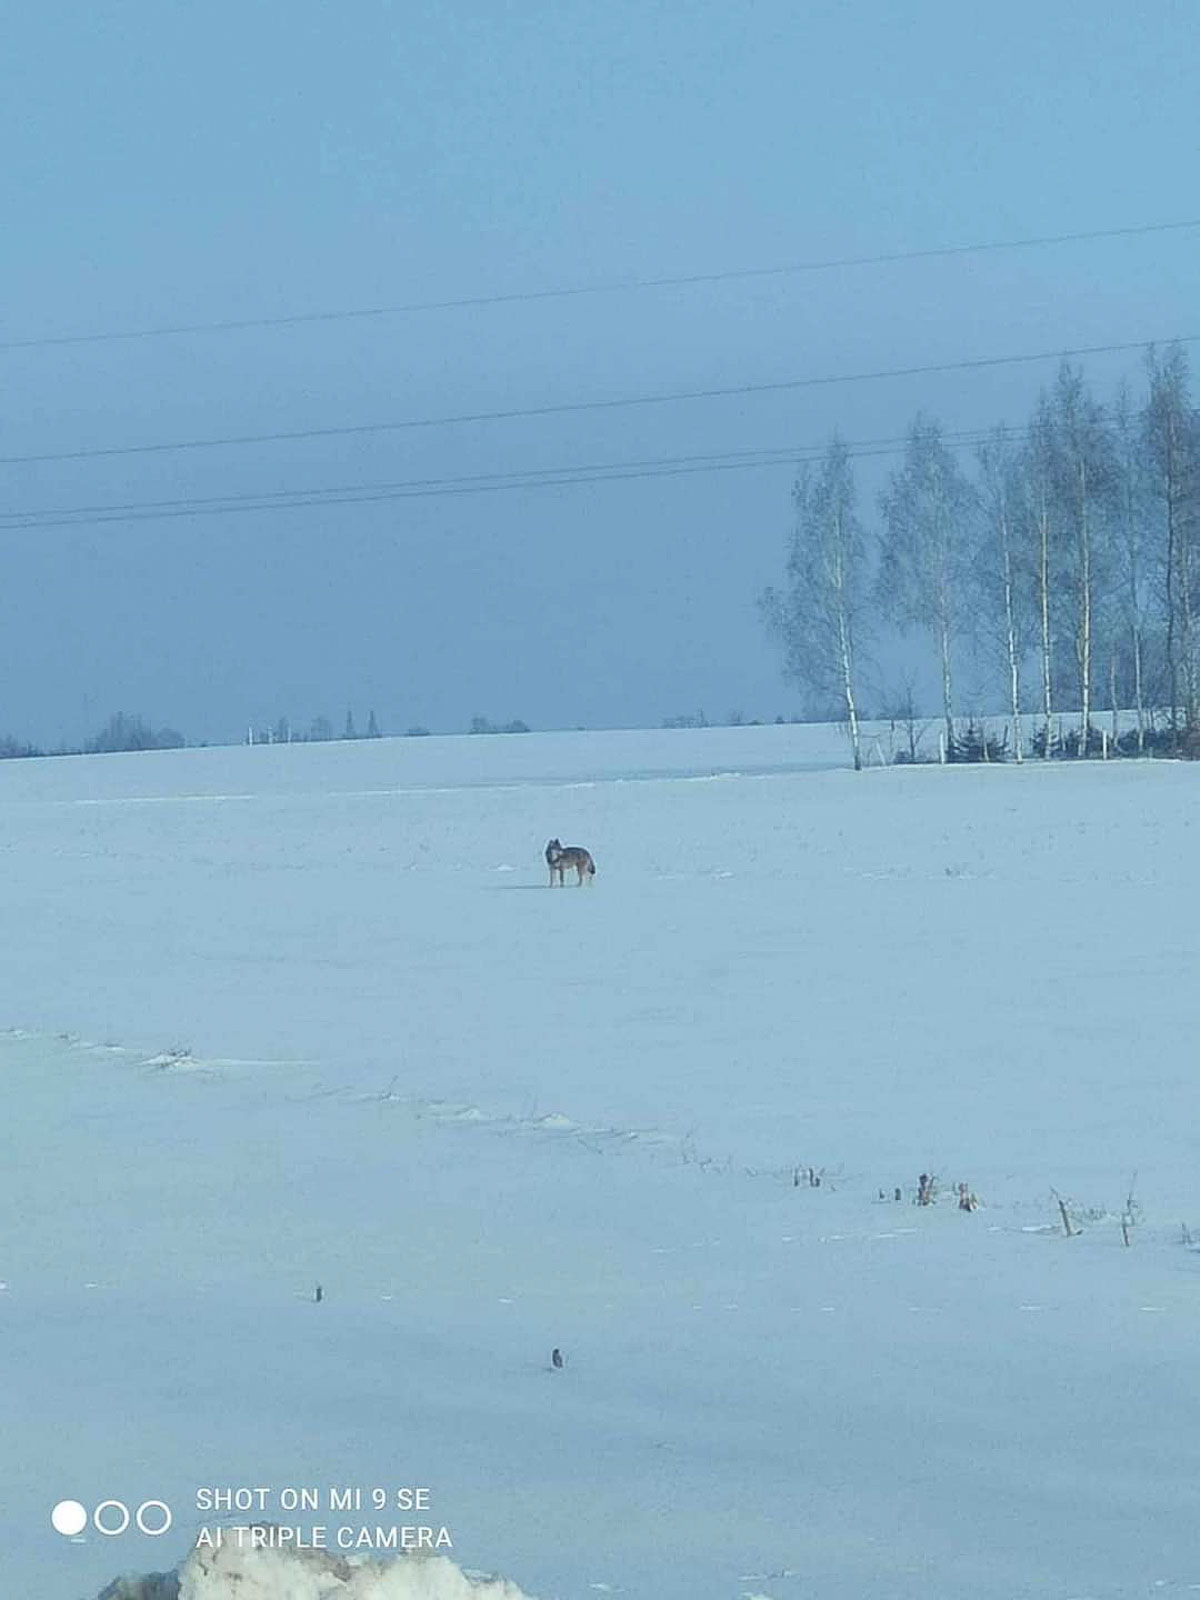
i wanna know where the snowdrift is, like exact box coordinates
[97,1539,535,1600]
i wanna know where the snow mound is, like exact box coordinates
[97,1540,536,1600]
[98,1576,178,1600]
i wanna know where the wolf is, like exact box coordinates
[545,838,596,886]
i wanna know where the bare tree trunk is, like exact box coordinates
[1038,501,1054,757]
[837,607,861,771]
[1166,475,1179,741]
[999,520,1023,762]
[1077,461,1092,755]
[1126,483,1146,754]
[1147,356,1197,742]
[939,605,954,752]
[1180,531,1198,728]
[829,520,863,772]
[1121,431,1146,754]
[1008,636,1023,761]
[1109,649,1119,747]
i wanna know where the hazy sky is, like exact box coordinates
[2,1,1197,745]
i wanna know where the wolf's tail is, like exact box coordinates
[589,859,596,877]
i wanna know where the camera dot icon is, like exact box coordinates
[51,1497,173,1538]
[51,1501,88,1538]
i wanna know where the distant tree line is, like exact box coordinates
[660,710,805,728]
[762,346,1200,769]
[85,712,185,754]
[248,709,383,745]
[469,715,530,735]
[0,712,185,761]
[2,708,548,759]
[250,712,533,742]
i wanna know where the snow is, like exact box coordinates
[1,725,1198,1599]
[99,1541,534,1599]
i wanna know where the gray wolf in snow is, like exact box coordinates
[545,838,596,886]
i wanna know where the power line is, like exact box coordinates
[0,332,1192,470]
[0,424,1030,533]
[2,217,1197,353]
[0,444,814,523]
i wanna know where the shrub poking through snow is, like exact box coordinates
[1032,721,1108,759]
[945,721,1009,763]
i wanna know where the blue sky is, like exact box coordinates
[2,0,1197,743]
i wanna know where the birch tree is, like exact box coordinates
[761,437,868,770]
[975,428,1029,760]
[1143,345,1200,734]
[1110,384,1153,752]
[1018,395,1060,757]
[878,415,974,751]
[1047,363,1115,753]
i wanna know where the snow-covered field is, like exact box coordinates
[2,724,1198,1600]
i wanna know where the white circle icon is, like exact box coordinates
[136,1500,173,1536]
[93,1500,131,1536]
[51,1501,88,1537]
